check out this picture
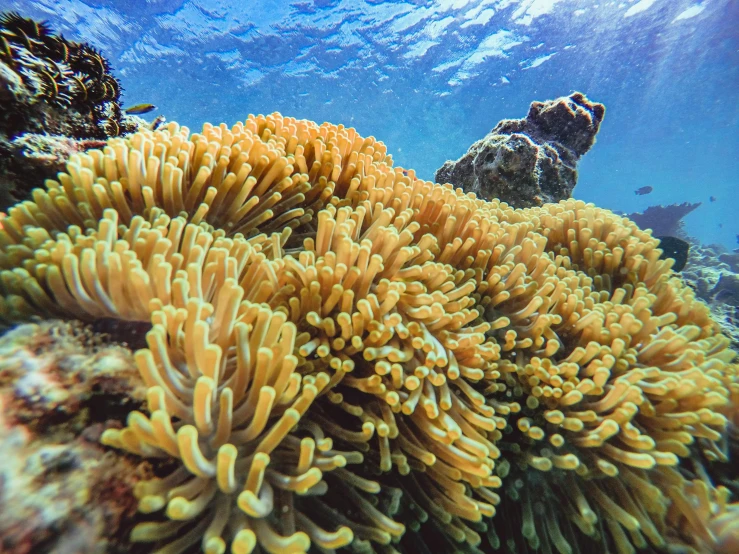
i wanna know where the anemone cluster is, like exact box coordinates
[0,113,737,554]
[0,11,126,138]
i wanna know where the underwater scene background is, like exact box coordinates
[5,0,739,247]
[0,1,738,554]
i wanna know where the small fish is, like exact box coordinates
[634,186,653,196]
[125,103,157,115]
[150,115,166,131]
[710,196,716,202]
[656,236,689,271]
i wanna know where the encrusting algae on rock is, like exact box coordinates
[0,320,147,553]
[0,113,737,553]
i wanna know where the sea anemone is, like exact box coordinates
[0,113,736,553]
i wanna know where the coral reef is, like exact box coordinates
[0,112,736,554]
[623,202,702,238]
[682,240,739,351]
[434,92,605,208]
[0,12,142,211]
[0,320,147,553]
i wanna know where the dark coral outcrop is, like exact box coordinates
[435,92,605,208]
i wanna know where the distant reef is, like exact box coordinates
[435,92,605,208]
[623,201,702,237]
[0,12,145,210]
[682,240,739,350]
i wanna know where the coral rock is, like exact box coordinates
[0,321,148,554]
[435,92,605,208]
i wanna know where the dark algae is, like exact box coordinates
[0,11,141,210]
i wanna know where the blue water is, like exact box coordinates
[6,0,739,248]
